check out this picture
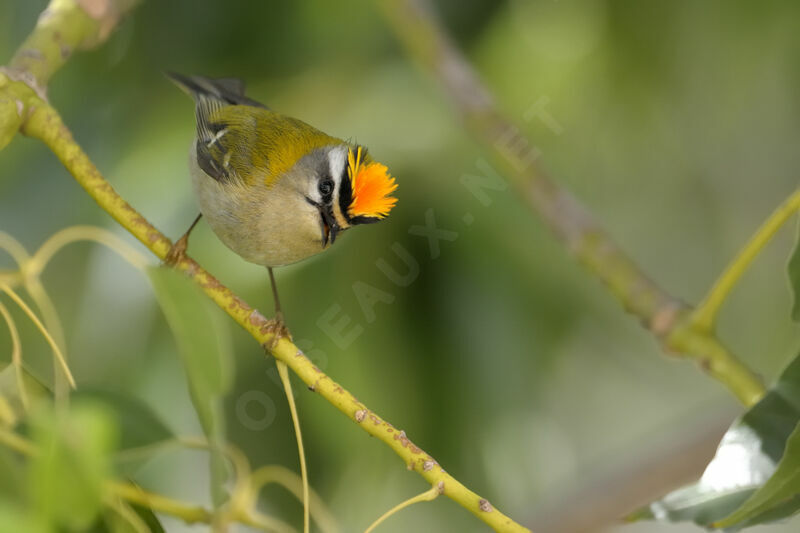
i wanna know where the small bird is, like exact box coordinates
[166,73,398,331]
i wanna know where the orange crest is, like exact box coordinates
[347,147,398,220]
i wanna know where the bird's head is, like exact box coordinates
[302,144,398,247]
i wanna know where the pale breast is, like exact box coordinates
[188,144,328,267]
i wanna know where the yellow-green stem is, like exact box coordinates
[364,485,441,533]
[276,360,310,533]
[691,189,800,332]
[249,465,339,533]
[110,481,297,532]
[0,427,36,456]
[0,283,75,388]
[19,100,528,532]
[0,301,27,410]
[665,321,765,407]
[104,498,150,533]
[0,0,140,150]
[108,482,213,525]
[0,429,293,530]
[28,225,149,275]
[107,481,297,532]
[379,0,766,408]
[8,0,141,90]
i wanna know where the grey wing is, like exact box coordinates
[167,72,266,182]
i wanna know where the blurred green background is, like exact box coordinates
[1,1,799,531]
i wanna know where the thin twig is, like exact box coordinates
[378,0,765,407]
[23,277,70,401]
[104,497,151,533]
[276,360,310,533]
[28,225,150,275]
[15,99,529,532]
[3,1,526,530]
[691,188,800,331]
[0,284,75,388]
[0,231,30,266]
[0,427,36,456]
[364,484,442,533]
[0,301,27,410]
[0,0,140,150]
[249,464,339,533]
[0,428,295,533]
[8,0,141,91]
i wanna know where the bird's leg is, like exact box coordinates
[268,267,284,322]
[165,213,202,266]
[263,267,291,348]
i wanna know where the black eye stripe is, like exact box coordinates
[338,162,353,223]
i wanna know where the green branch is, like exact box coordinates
[108,482,295,533]
[0,429,294,532]
[378,0,766,407]
[14,98,527,533]
[9,0,140,90]
[365,484,442,533]
[691,189,800,332]
[0,0,139,150]
[276,360,311,533]
[1,5,529,530]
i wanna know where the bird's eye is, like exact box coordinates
[319,179,334,199]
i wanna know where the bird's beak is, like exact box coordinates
[318,204,339,247]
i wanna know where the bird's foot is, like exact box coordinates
[262,313,292,351]
[164,234,190,266]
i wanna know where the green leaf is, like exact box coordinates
[0,502,49,533]
[147,267,233,506]
[74,388,173,451]
[73,388,174,476]
[634,352,800,529]
[714,423,800,528]
[148,268,233,400]
[29,401,118,531]
[789,214,800,321]
[634,483,755,525]
[0,364,50,427]
[91,503,166,533]
[0,447,25,502]
[126,503,166,533]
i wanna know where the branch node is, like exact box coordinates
[648,302,685,338]
[0,66,48,102]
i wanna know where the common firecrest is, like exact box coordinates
[166,73,398,322]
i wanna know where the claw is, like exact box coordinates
[164,234,189,266]
[262,315,292,351]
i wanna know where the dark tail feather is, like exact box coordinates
[165,72,266,108]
